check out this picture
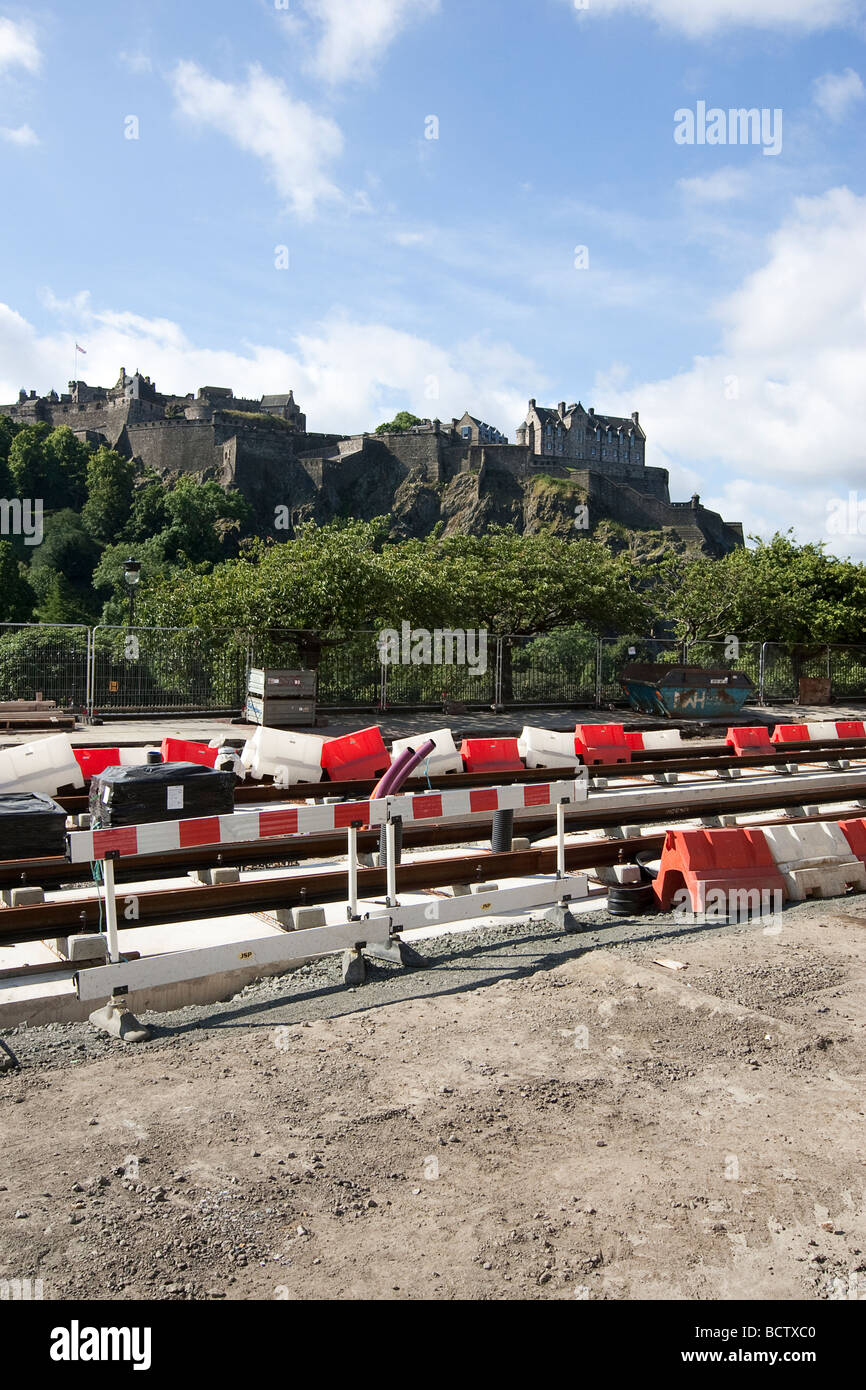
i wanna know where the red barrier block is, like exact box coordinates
[320,726,389,781]
[654,827,786,914]
[459,737,524,774]
[624,731,645,751]
[73,747,122,779]
[725,726,773,756]
[839,818,866,864]
[160,738,218,768]
[836,721,866,739]
[771,724,810,743]
[575,724,632,765]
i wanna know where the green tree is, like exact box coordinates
[374,411,423,435]
[44,427,90,510]
[0,416,18,497]
[0,541,36,622]
[160,478,252,564]
[81,446,135,544]
[8,423,61,502]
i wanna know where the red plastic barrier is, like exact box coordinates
[73,747,122,779]
[624,731,644,751]
[320,726,389,781]
[771,724,810,743]
[574,724,632,765]
[725,726,773,756]
[654,827,786,913]
[160,738,219,768]
[836,721,866,739]
[839,818,866,864]
[459,737,524,774]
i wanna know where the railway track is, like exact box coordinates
[3,751,866,949]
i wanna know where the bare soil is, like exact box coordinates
[1,899,865,1302]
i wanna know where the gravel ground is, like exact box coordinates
[1,895,865,1302]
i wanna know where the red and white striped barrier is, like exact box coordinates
[624,729,684,752]
[772,721,866,743]
[67,776,588,864]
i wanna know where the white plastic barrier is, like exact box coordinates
[761,823,866,901]
[390,728,463,778]
[0,733,84,796]
[239,726,325,784]
[119,746,158,767]
[517,727,581,769]
[804,722,839,741]
[639,730,684,751]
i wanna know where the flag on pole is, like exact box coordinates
[75,343,87,354]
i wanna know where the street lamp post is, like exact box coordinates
[123,558,141,627]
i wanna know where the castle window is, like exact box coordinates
[462,426,471,440]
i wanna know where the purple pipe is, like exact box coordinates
[374,738,436,799]
[370,746,416,800]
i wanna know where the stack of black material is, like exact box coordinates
[0,792,67,858]
[89,762,235,828]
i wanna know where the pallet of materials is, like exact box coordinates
[244,669,317,728]
[0,698,75,730]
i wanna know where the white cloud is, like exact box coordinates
[812,68,865,121]
[298,0,440,83]
[170,61,344,219]
[119,49,153,75]
[592,187,866,556]
[569,0,861,37]
[677,168,753,202]
[0,123,39,146]
[0,16,40,72]
[0,300,536,440]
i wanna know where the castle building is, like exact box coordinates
[516,399,644,468]
[451,411,508,445]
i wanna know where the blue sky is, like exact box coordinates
[1,0,865,554]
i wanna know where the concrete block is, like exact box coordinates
[607,825,643,840]
[450,884,471,896]
[2,886,44,907]
[189,867,240,886]
[511,837,531,852]
[275,906,326,931]
[50,934,109,963]
[471,882,499,893]
[341,948,366,986]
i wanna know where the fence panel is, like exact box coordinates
[684,640,763,703]
[0,623,90,708]
[250,630,383,708]
[598,636,682,705]
[504,629,599,707]
[90,627,249,714]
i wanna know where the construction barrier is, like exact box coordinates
[654,827,787,913]
[460,737,524,773]
[0,734,84,797]
[771,720,866,744]
[69,773,590,1001]
[240,727,324,783]
[67,776,588,863]
[624,729,684,752]
[390,728,462,778]
[320,726,389,781]
[517,727,582,769]
[160,737,219,768]
[574,724,632,765]
[725,726,774,755]
[760,822,866,900]
[73,747,122,779]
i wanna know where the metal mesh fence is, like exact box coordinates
[0,624,90,707]
[91,627,249,713]
[5,623,866,716]
[598,636,682,704]
[505,629,598,706]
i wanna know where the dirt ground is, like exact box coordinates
[1,898,865,1302]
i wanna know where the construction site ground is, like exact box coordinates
[1,894,864,1302]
